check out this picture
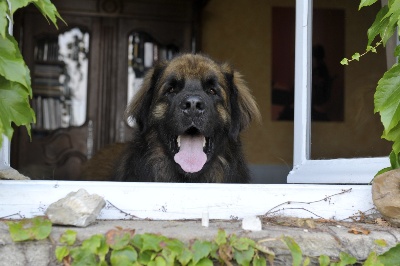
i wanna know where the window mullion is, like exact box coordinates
[293,0,313,168]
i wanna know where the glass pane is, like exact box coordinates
[32,27,89,130]
[127,32,178,126]
[311,1,391,159]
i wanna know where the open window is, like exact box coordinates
[0,0,386,220]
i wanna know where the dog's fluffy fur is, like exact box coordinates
[109,54,260,183]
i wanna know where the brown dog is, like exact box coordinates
[112,54,260,183]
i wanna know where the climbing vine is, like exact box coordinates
[5,217,400,265]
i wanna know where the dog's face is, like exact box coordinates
[126,54,260,175]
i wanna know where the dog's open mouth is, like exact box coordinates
[172,127,211,173]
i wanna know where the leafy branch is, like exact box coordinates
[0,0,64,147]
[341,0,400,173]
[6,216,400,265]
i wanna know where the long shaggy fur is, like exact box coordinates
[113,54,260,183]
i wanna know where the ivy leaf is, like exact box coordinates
[374,63,400,154]
[215,229,227,246]
[364,251,384,266]
[110,246,138,266]
[395,44,400,57]
[177,247,193,265]
[191,240,212,265]
[33,0,66,28]
[233,247,254,266]
[70,247,98,266]
[340,58,349,65]
[351,53,361,61]
[192,257,214,266]
[7,216,52,242]
[374,239,388,247]
[55,246,70,262]
[141,234,164,252]
[377,243,400,264]
[60,229,77,246]
[252,256,267,266]
[335,252,357,266]
[359,0,378,10]
[281,236,302,266]
[81,234,109,262]
[318,254,330,266]
[106,228,135,251]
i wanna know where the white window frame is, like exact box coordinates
[0,0,385,221]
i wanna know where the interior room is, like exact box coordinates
[10,0,391,183]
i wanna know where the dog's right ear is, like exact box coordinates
[125,62,166,132]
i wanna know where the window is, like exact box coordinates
[0,0,380,221]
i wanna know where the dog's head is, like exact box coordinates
[126,54,260,174]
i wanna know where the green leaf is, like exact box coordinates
[215,229,227,246]
[55,246,70,262]
[138,250,153,265]
[191,240,212,265]
[70,247,98,266]
[192,257,213,266]
[302,257,310,266]
[141,234,164,252]
[7,216,52,242]
[178,247,193,265]
[0,0,8,38]
[81,234,109,262]
[367,5,391,46]
[377,243,400,265]
[337,252,357,265]
[33,0,66,28]
[359,0,378,10]
[110,246,138,266]
[0,34,31,88]
[106,228,134,251]
[374,239,388,247]
[318,254,330,266]
[389,150,400,169]
[351,53,361,61]
[394,44,400,57]
[233,247,254,266]
[252,256,267,266]
[9,0,34,15]
[281,236,302,266]
[374,63,400,154]
[340,58,349,65]
[60,229,77,246]
[364,251,384,266]
[375,166,393,177]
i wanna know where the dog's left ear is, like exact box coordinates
[125,62,166,132]
[222,64,261,140]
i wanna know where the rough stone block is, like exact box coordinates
[45,189,106,227]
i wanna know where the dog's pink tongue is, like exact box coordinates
[174,135,207,173]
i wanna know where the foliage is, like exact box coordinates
[341,0,400,174]
[6,216,400,265]
[0,0,64,147]
[6,216,52,241]
[55,228,276,266]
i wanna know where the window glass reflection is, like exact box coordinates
[32,27,89,130]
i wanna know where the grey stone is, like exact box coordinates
[0,167,30,180]
[45,189,106,227]
[372,169,400,227]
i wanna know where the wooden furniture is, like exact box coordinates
[11,0,204,180]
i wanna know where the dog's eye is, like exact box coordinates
[208,88,217,95]
[166,86,175,94]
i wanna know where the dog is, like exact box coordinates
[110,54,261,183]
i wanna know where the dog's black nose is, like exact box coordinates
[180,95,205,115]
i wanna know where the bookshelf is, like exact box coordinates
[11,0,204,180]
